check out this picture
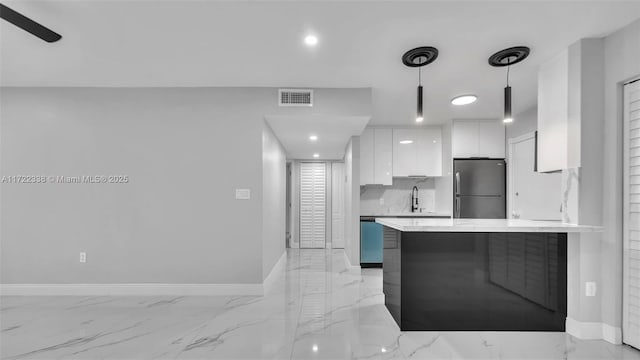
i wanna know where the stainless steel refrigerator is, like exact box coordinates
[453,159,506,218]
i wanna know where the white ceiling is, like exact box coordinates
[1,1,640,127]
[265,115,370,160]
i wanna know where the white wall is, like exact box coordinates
[262,122,286,279]
[343,137,360,266]
[0,87,371,287]
[602,18,640,332]
[507,106,538,140]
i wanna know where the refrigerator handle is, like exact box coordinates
[455,172,461,218]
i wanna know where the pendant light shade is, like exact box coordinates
[504,86,513,123]
[402,46,438,123]
[488,46,530,125]
[416,85,424,122]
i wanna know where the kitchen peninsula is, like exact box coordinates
[377,218,602,332]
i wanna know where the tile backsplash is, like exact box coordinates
[360,178,437,215]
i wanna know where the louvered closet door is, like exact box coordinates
[300,163,326,249]
[624,80,640,349]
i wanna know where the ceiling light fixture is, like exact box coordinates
[402,46,439,123]
[313,153,319,158]
[489,46,530,124]
[451,95,478,106]
[309,135,318,141]
[399,140,414,144]
[304,35,318,46]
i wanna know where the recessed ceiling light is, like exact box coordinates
[451,95,478,106]
[399,140,414,144]
[309,135,318,141]
[312,345,319,352]
[416,116,424,123]
[304,35,318,46]
[313,153,320,158]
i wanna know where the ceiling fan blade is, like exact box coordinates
[0,3,61,43]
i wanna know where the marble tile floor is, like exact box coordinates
[1,249,639,359]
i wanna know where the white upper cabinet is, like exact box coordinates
[537,49,569,173]
[452,120,505,158]
[373,129,393,185]
[537,43,587,173]
[359,128,392,185]
[360,128,375,185]
[392,127,442,177]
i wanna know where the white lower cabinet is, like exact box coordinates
[392,128,442,177]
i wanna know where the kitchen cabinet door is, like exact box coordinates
[418,127,442,176]
[374,129,393,185]
[393,128,442,177]
[393,128,418,177]
[537,49,569,172]
[478,120,506,158]
[360,128,375,185]
[452,120,479,158]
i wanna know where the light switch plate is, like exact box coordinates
[379,198,385,205]
[586,282,597,297]
[235,189,251,200]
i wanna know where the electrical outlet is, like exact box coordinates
[586,282,597,297]
[79,252,87,263]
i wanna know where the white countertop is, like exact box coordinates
[361,212,451,218]
[375,218,603,233]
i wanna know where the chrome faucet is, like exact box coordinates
[411,186,419,213]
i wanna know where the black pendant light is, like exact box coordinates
[402,46,439,123]
[489,46,530,123]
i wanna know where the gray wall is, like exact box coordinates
[602,18,640,329]
[507,106,538,140]
[262,122,286,279]
[0,87,371,284]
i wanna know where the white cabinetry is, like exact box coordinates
[536,46,582,172]
[392,128,442,177]
[359,128,392,185]
[452,120,505,158]
[373,129,393,185]
[360,128,375,185]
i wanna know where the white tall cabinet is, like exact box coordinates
[392,127,442,177]
[359,128,392,185]
[452,120,505,158]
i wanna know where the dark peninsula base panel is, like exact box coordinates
[383,230,567,331]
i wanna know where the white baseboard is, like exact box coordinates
[342,249,361,270]
[263,251,287,294]
[0,283,264,296]
[602,322,623,344]
[2,253,290,297]
[566,317,622,344]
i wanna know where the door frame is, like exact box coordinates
[623,77,640,348]
[507,132,536,219]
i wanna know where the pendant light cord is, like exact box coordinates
[506,63,510,87]
[418,66,422,86]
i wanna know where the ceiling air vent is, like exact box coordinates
[279,89,313,107]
